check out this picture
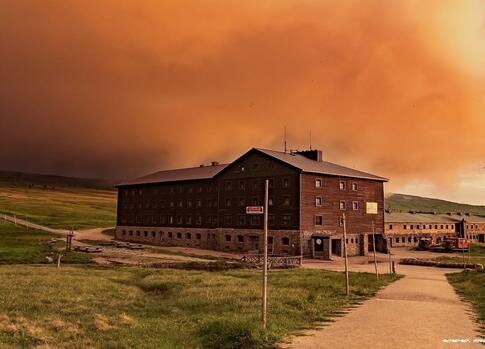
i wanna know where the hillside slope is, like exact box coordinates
[385,193,485,216]
[0,171,117,229]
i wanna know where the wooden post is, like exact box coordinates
[261,179,269,328]
[388,238,392,274]
[342,213,350,296]
[371,220,379,279]
[57,254,62,269]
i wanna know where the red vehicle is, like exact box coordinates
[444,238,469,252]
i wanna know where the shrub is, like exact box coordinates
[199,319,277,349]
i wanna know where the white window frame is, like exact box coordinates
[315,178,322,188]
[352,201,358,210]
[339,200,346,210]
[315,196,322,207]
[339,181,346,190]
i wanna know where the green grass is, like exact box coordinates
[447,271,485,333]
[0,221,92,264]
[102,228,116,237]
[0,179,116,229]
[0,265,398,348]
[386,193,485,215]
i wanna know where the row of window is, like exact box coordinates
[120,229,290,245]
[314,197,359,210]
[123,196,292,210]
[315,179,359,191]
[466,224,481,230]
[123,178,293,198]
[388,224,456,231]
[121,214,293,226]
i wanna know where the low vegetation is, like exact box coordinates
[435,243,485,266]
[386,193,485,216]
[0,171,116,229]
[0,265,398,348]
[0,221,91,264]
[447,270,485,332]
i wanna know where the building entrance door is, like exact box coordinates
[313,237,324,259]
[331,239,342,256]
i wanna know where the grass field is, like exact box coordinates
[0,221,92,265]
[0,265,398,349]
[447,271,485,333]
[0,173,116,229]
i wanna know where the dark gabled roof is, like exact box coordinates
[255,148,388,181]
[117,147,387,186]
[117,163,228,186]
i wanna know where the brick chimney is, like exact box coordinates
[295,149,323,162]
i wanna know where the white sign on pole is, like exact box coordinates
[246,206,264,215]
[366,202,378,215]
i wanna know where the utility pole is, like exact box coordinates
[388,238,392,274]
[261,179,269,328]
[371,220,379,279]
[342,213,350,296]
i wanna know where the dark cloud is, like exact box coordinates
[0,0,484,191]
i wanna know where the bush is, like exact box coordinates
[199,320,277,349]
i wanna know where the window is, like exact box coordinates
[177,216,183,224]
[136,231,141,236]
[389,224,393,230]
[170,201,175,208]
[268,215,275,226]
[252,197,259,205]
[315,197,322,207]
[408,237,411,243]
[350,238,354,244]
[237,235,244,243]
[403,225,407,230]
[187,200,193,208]
[224,215,232,225]
[417,224,420,229]
[410,224,414,229]
[196,233,201,240]
[225,234,232,242]
[186,232,191,239]
[239,181,245,190]
[268,198,273,206]
[151,231,156,238]
[196,200,202,208]
[315,215,323,226]
[339,181,346,190]
[351,182,358,191]
[178,201,183,208]
[239,199,245,207]
[168,232,172,238]
[268,236,273,244]
[283,197,290,206]
[268,179,274,188]
[352,201,358,210]
[225,199,232,207]
[177,232,182,239]
[186,216,192,225]
[251,215,260,225]
[196,216,202,225]
[396,237,399,243]
[122,230,126,235]
[339,217,344,226]
[225,181,232,192]
[281,215,291,226]
[282,178,289,188]
[339,201,346,210]
[315,179,322,188]
[237,215,245,225]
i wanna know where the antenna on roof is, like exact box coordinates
[284,126,287,153]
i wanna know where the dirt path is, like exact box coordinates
[289,256,482,348]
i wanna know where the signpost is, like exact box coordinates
[366,202,379,279]
[246,181,269,329]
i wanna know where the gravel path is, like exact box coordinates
[289,256,483,348]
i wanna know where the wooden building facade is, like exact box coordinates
[116,148,388,259]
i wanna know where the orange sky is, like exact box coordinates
[0,1,484,204]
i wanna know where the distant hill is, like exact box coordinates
[385,193,485,216]
[0,171,117,229]
[0,171,116,191]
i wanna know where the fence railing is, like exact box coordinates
[241,254,303,268]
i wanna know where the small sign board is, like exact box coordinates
[366,202,378,214]
[246,206,264,215]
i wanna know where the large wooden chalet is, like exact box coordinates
[115,148,388,259]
